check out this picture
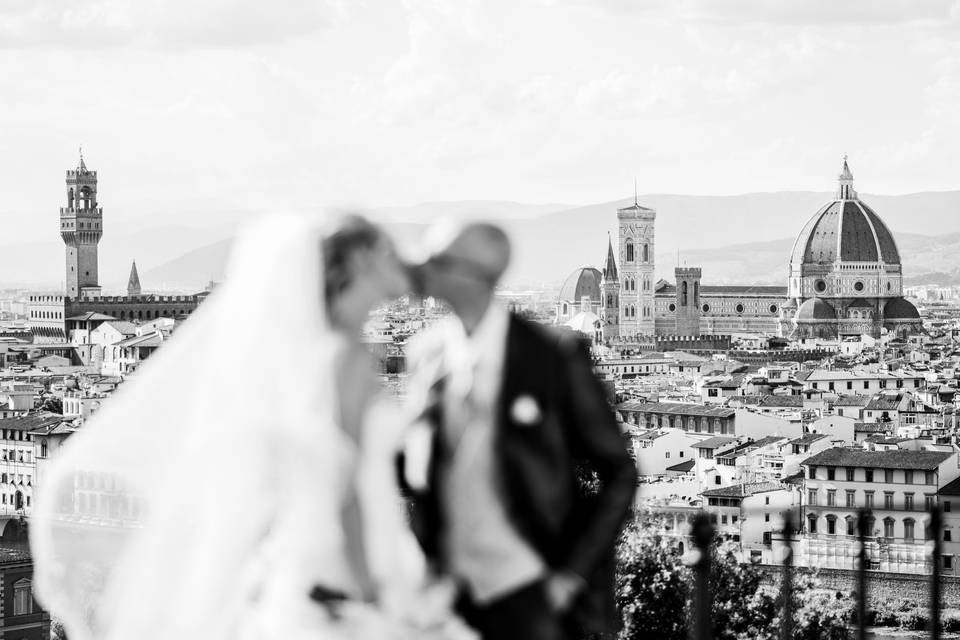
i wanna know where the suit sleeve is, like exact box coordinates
[558,336,637,581]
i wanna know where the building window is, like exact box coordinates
[626,242,635,262]
[808,515,817,534]
[865,492,875,509]
[12,578,32,615]
[827,516,837,535]
[827,490,836,507]
[884,492,894,509]
[946,501,952,513]
[946,530,953,542]
[846,468,855,481]
[883,518,895,538]
[926,471,936,485]
[827,468,835,480]
[808,490,818,506]
[904,493,914,511]
[926,495,935,511]
[865,469,874,483]
[945,556,953,570]
[885,469,894,483]
[845,490,856,508]
[642,244,649,262]
[905,471,914,484]
[765,513,770,522]
[846,517,856,536]
[904,519,915,542]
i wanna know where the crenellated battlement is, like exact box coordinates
[60,207,103,216]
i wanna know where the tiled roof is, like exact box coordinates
[759,395,803,408]
[702,481,785,498]
[854,423,891,434]
[666,459,695,473]
[801,447,953,471]
[835,396,871,407]
[789,433,829,446]
[0,411,63,432]
[938,476,960,496]
[865,396,904,411]
[615,402,735,419]
[693,436,739,450]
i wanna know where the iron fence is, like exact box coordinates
[685,504,947,640]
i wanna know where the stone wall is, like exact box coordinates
[759,564,960,607]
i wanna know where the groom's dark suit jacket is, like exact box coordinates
[402,313,637,635]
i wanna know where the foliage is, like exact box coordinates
[615,515,851,640]
[39,396,63,414]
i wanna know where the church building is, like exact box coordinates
[557,159,922,342]
[28,155,209,343]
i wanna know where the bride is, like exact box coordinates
[31,213,474,640]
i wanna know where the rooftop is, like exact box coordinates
[802,447,953,471]
[701,481,785,498]
[693,436,739,450]
[0,411,63,433]
[615,401,736,419]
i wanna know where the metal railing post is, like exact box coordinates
[931,504,943,640]
[690,512,714,640]
[856,508,871,640]
[780,511,794,640]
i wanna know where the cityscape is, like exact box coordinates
[4,2,960,639]
[1,151,960,638]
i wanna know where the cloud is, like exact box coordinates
[552,0,959,27]
[0,0,343,50]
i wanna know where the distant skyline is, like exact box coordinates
[2,0,959,242]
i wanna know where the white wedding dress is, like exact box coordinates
[30,214,475,640]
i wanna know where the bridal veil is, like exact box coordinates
[31,213,346,639]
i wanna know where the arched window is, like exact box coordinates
[883,517,895,538]
[626,241,635,262]
[562,303,568,315]
[12,578,32,615]
[694,282,699,305]
[642,244,649,262]
[682,281,689,306]
[807,514,817,534]
[904,518,915,542]
[40,439,48,458]
[826,515,837,535]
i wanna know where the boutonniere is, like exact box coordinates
[510,394,542,426]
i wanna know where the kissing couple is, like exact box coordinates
[31,212,637,640]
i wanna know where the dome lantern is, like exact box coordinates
[836,155,857,200]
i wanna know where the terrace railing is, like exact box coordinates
[685,504,946,640]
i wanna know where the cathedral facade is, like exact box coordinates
[28,156,208,343]
[556,160,921,341]
[777,159,921,339]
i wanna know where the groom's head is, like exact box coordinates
[412,221,511,309]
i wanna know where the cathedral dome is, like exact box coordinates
[558,267,602,303]
[789,159,900,267]
[795,297,836,321]
[884,297,920,319]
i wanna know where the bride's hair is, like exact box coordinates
[322,213,384,305]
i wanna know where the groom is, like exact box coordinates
[402,222,637,640]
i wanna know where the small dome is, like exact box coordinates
[884,297,920,319]
[558,267,602,303]
[795,297,836,321]
[781,298,798,310]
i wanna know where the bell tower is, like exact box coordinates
[617,183,656,336]
[61,150,103,299]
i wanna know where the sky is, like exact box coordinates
[2,0,959,242]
